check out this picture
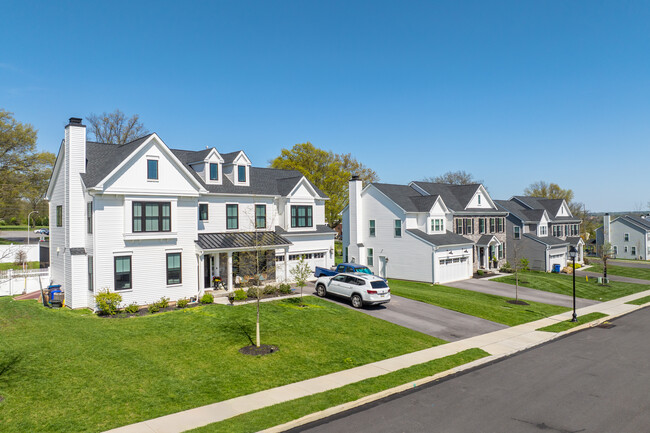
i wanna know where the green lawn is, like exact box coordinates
[0,226,47,232]
[0,238,13,245]
[588,263,650,281]
[626,295,650,305]
[492,271,650,302]
[537,312,608,333]
[0,261,40,271]
[0,296,442,433]
[190,348,489,433]
[388,279,569,326]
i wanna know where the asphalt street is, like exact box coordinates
[293,306,650,433]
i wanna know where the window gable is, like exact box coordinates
[369,220,376,237]
[209,163,219,181]
[147,159,158,180]
[291,205,313,228]
[237,165,246,183]
[199,203,208,221]
[394,219,402,237]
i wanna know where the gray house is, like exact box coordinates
[495,196,584,272]
[596,214,650,260]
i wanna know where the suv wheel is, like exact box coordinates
[351,294,363,308]
[316,284,327,297]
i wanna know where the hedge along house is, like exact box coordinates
[46,118,335,309]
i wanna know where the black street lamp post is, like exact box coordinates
[569,246,578,322]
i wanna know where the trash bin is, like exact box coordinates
[552,264,561,273]
[47,285,63,307]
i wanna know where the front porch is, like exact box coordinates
[197,231,292,292]
[475,235,504,271]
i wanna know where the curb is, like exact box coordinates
[261,303,647,433]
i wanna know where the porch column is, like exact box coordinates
[227,251,233,292]
[284,247,289,282]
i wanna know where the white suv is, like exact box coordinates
[315,273,391,308]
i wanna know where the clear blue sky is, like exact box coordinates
[2,1,649,212]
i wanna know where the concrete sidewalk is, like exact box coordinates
[105,289,650,433]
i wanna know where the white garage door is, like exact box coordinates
[287,252,327,280]
[548,253,566,271]
[437,256,471,284]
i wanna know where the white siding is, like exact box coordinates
[198,196,276,233]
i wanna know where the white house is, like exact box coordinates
[596,213,650,260]
[342,176,478,284]
[45,117,335,309]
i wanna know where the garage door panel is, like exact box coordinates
[437,256,471,284]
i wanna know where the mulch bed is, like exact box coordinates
[239,344,279,356]
[99,302,202,319]
[507,300,530,305]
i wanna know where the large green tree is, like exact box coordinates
[270,142,378,227]
[86,109,149,145]
[0,110,40,221]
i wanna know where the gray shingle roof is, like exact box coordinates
[196,231,291,250]
[275,225,336,235]
[476,234,500,245]
[621,215,650,231]
[523,233,569,246]
[372,183,439,212]
[406,229,474,247]
[411,182,482,211]
[512,196,565,218]
[81,134,154,187]
[566,236,583,246]
[220,151,241,164]
[79,135,326,199]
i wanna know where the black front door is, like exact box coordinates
[204,255,211,288]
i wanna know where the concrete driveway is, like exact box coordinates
[446,278,600,309]
[313,287,507,342]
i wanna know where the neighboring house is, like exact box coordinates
[595,214,650,260]
[45,118,335,309]
[341,177,507,285]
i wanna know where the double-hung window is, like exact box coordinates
[456,219,463,234]
[238,165,246,182]
[133,202,171,232]
[624,233,630,242]
[394,220,402,237]
[489,218,495,233]
[255,204,266,229]
[514,226,521,239]
[464,218,473,235]
[226,204,238,229]
[209,163,219,181]
[199,203,208,221]
[367,248,374,266]
[497,218,504,233]
[291,206,312,228]
[57,205,62,227]
[166,253,182,285]
[631,246,637,256]
[87,202,93,234]
[431,218,443,232]
[369,220,376,237]
[88,256,93,292]
[114,256,132,290]
[147,159,158,180]
[479,218,485,234]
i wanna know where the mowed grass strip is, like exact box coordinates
[537,312,608,333]
[189,348,489,433]
[0,296,442,433]
[388,279,569,326]
[492,271,650,301]
[588,263,650,281]
[626,295,650,305]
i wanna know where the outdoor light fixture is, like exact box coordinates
[569,246,578,322]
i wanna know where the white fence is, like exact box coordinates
[0,268,50,297]
[0,244,40,264]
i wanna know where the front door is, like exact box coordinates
[479,247,485,269]
[204,255,212,288]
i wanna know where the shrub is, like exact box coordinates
[247,287,261,298]
[263,285,277,295]
[9,217,19,226]
[499,261,513,273]
[234,289,247,301]
[584,257,590,265]
[148,303,161,313]
[158,296,170,308]
[124,302,139,314]
[95,289,122,315]
[177,298,189,308]
[278,283,292,294]
[519,258,530,271]
[200,293,214,304]
[477,269,484,276]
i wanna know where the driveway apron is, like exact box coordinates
[445,278,600,309]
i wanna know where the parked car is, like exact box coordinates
[315,272,390,308]
[314,262,372,278]
[34,228,49,235]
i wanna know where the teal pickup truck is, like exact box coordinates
[314,263,372,278]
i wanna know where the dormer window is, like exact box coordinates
[238,165,246,183]
[209,163,219,181]
[147,159,158,180]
